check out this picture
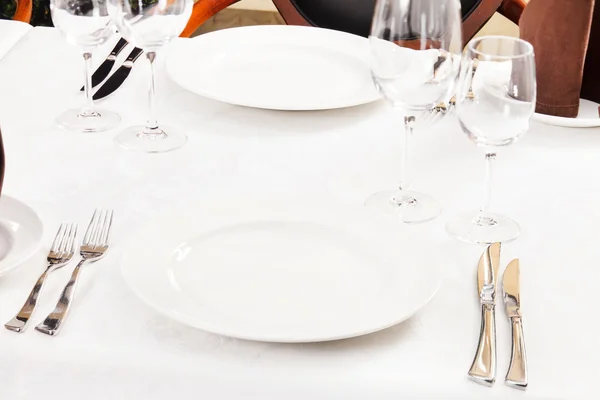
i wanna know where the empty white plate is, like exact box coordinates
[533,99,600,128]
[166,25,380,110]
[121,200,443,343]
[0,195,44,276]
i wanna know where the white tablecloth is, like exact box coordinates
[0,27,596,399]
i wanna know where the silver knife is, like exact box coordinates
[80,38,129,91]
[468,242,501,386]
[503,259,528,390]
[93,47,144,100]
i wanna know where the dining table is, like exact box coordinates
[0,21,595,399]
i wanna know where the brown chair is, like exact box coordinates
[499,0,529,26]
[8,0,32,23]
[181,0,528,41]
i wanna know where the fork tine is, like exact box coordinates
[50,224,65,252]
[56,224,69,255]
[59,223,72,254]
[66,224,77,255]
[419,111,435,127]
[83,209,99,246]
[91,210,106,247]
[66,223,75,253]
[423,108,445,129]
[100,210,114,245]
[419,107,441,128]
[433,114,444,127]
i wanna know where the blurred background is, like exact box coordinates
[194,0,519,38]
[0,0,520,38]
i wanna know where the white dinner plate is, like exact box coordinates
[166,25,380,110]
[533,99,600,128]
[0,195,44,276]
[121,200,443,343]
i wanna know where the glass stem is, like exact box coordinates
[145,51,160,133]
[81,52,95,117]
[398,115,415,192]
[478,151,496,221]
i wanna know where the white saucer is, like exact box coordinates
[0,195,44,276]
[121,200,443,343]
[533,99,600,128]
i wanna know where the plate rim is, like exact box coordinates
[121,202,442,343]
[165,25,381,111]
[0,194,44,276]
[533,99,600,128]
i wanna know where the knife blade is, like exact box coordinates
[468,242,500,386]
[80,38,129,91]
[93,47,144,100]
[503,259,528,390]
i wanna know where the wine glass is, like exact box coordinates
[108,0,192,153]
[51,0,121,132]
[368,0,462,223]
[446,36,536,244]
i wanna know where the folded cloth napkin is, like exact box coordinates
[520,0,600,117]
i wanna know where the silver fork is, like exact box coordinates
[5,223,77,332]
[417,96,456,129]
[35,210,114,336]
[418,62,479,129]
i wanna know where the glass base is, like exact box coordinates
[364,189,441,223]
[115,125,187,153]
[446,212,520,244]
[56,108,120,132]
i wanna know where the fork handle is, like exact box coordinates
[35,259,86,336]
[5,268,50,332]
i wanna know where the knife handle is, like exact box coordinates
[126,47,144,64]
[506,316,528,390]
[110,38,128,58]
[469,303,496,386]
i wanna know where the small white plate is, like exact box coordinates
[0,195,44,276]
[533,99,600,128]
[121,200,443,343]
[166,25,380,111]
